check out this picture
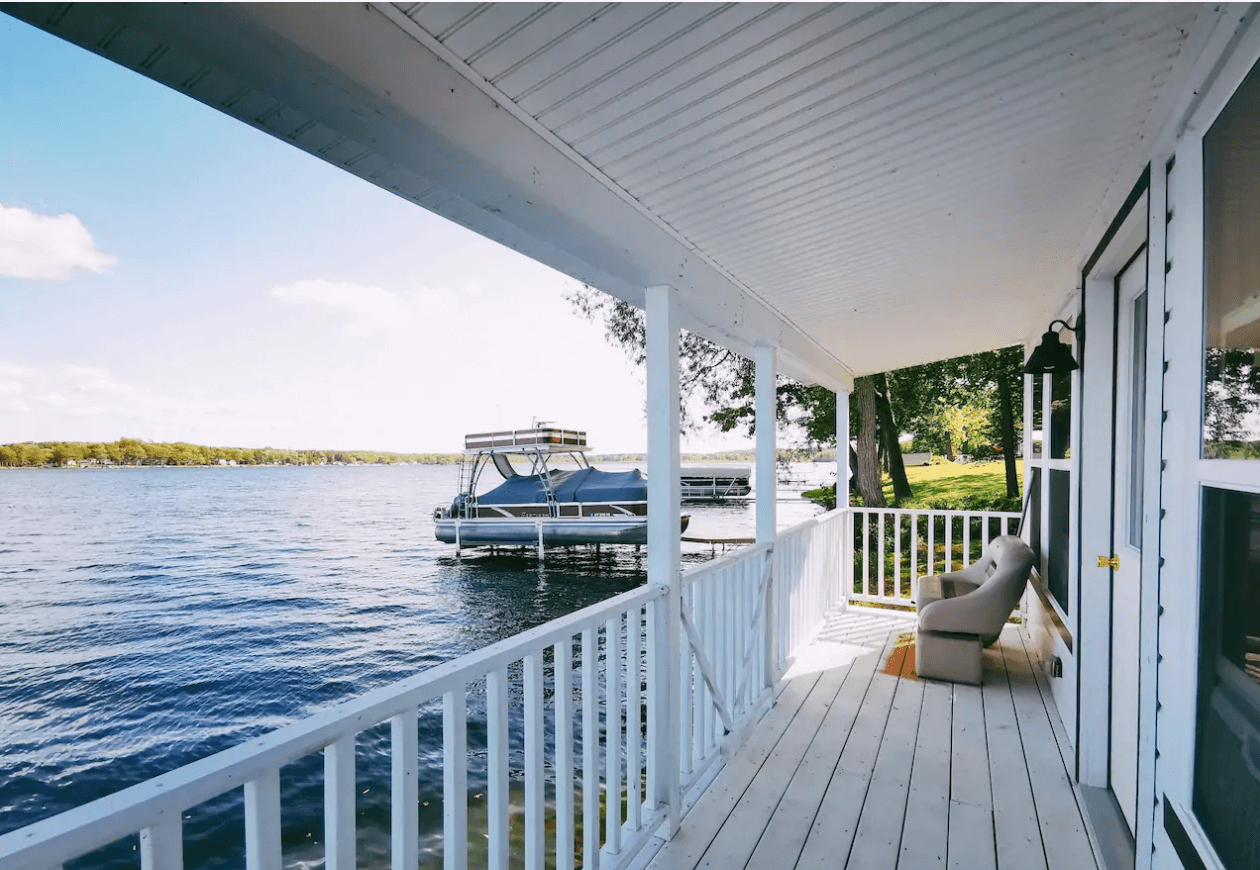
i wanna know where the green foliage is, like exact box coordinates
[566,284,1024,493]
[0,439,464,468]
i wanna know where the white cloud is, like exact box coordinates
[269,279,461,337]
[0,203,116,279]
[0,359,245,442]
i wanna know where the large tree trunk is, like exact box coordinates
[997,369,1020,499]
[854,376,886,507]
[874,372,912,502]
[944,430,955,462]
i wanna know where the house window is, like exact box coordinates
[1194,488,1260,869]
[1204,58,1260,459]
[1047,468,1070,613]
[1050,370,1072,460]
[1194,60,1260,869]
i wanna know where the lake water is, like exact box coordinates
[0,464,827,868]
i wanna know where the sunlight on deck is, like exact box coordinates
[649,608,1101,870]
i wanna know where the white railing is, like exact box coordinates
[0,585,668,870]
[676,542,773,792]
[0,509,858,870]
[849,508,1021,608]
[774,508,849,665]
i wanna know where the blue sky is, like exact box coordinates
[0,15,760,455]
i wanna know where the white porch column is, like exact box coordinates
[755,345,777,544]
[644,284,681,832]
[836,390,850,508]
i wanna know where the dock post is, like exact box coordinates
[455,520,461,558]
[536,523,544,562]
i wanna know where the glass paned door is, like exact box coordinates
[1110,253,1148,834]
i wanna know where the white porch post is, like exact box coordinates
[755,345,777,544]
[645,284,681,832]
[836,390,850,509]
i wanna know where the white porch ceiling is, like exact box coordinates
[2,3,1221,388]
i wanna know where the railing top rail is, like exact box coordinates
[849,507,1021,519]
[0,583,664,870]
[778,505,848,532]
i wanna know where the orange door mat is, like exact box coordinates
[881,632,921,680]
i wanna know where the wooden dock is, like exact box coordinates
[647,609,1100,870]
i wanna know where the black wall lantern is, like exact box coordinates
[1024,319,1081,374]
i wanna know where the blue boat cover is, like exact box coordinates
[477,467,647,505]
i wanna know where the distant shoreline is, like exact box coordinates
[1,438,836,469]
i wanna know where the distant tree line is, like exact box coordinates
[0,438,463,468]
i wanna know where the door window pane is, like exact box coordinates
[1195,488,1260,869]
[1129,291,1148,548]
[1204,58,1260,458]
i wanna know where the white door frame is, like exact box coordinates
[1077,188,1150,790]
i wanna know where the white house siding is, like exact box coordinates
[1151,11,1260,870]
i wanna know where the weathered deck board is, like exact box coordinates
[984,630,1049,870]
[696,658,854,868]
[897,678,953,870]
[646,670,823,869]
[948,680,995,870]
[847,672,925,870]
[646,609,1101,870]
[743,627,888,870]
[794,638,902,869]
[1000,630,1100,870]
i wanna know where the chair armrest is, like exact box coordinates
[918,580,1013,636]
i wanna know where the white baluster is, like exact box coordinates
[605,616,622,855]
[442,689,467,870]
[486,668,509,870]
[928,512,936,577]
[910,513,919,602]
[895,513,903,600]
[701,579,714,756]
[525,652,545,870]
[324,734,356,870]
[555,639,575,870]
[680,590,694,774]
[140,816,183,870]
[390,710,419,870]
[862,512,870,596]
[245,769,282,870]
[963,513,972,567]
[627,609,642,833]
[877,511,886,601]
[581,627,600,870]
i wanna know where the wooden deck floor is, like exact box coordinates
[646,608,1101,870]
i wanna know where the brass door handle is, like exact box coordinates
[1097,555,1120,570]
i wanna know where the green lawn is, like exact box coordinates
[882,459,1022,505]
[805,459,1022,511]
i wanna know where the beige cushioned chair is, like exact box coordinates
[914,534,1035,684]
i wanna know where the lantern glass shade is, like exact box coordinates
[1024,330,1079,374]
